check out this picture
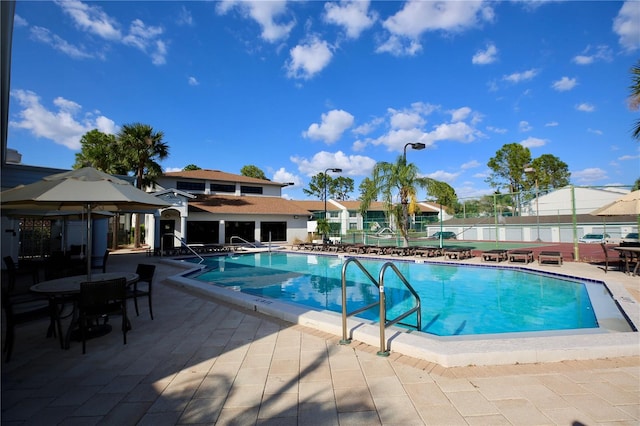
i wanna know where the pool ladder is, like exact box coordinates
[340,257,422,357]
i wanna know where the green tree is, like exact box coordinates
[117,123,169,248]
[486,143,532,215]
[632,178,640,191]
[330,176,354,201]
[359,156,435,247]
[358,177,377,201]
[73,129,127,174]
[303,173,333,201]
[526,154,570,191]
[240,165,268,180]
[183,164,201,171]
[630,60,640,140]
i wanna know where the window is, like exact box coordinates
[261,222,286,242]
[210,183,235,193]
[349,211,357,217]
[187,221,219,244]
[240,185,263,195]
[225,221,255,243]
[176,181,205,192]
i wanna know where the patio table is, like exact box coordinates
[31,272,138,349]
[613,246,640,276]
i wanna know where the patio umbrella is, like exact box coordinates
[590,190,640,235]
[590,190,640,216]
[1,167,170,279]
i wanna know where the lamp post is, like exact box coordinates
[524,165,541,242]
[403,142,426,164]
[323,168,342,242]
[400,143,426,241]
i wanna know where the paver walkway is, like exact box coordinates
[2,251,638,425]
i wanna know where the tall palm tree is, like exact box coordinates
[117,123,169,248]
[360,156,433,247]
[630,60,640,140]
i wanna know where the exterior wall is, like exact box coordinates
[522,186,630,216]
[154,177,281,197]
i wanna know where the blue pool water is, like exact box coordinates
[186,252,603,336]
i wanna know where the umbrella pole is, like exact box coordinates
[87,204,92,280]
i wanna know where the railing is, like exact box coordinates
[340,257,421,357]
[229,236,259,249]
[161,234,205,264]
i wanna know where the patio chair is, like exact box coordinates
[599,243,621,273]
[78,277,128,354]
[126,264,156,320]
[91,250,110,274]
[1,286,57,362]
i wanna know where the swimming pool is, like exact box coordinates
[185,252,629,336]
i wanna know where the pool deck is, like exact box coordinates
[2,250,639,425]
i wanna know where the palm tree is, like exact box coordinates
[630,60,640,140]
[117,123,169,248]
[359,156,433,247]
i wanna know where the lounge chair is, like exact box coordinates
[508,250,534,264]
[481,249,508,262]
[538,251,563,266]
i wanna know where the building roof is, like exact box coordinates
[293,199,388,212]
[163,169,286,187]
[189,195,313,216]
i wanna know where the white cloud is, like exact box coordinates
[424,170,460,183]
[545,121,559,127]
[618,154,640,161]
[188,76,199,86]
[290,150,377,177]
[177,6,194,26]
[14,14,28,27]
[571,167,608,184]
[55,0,121,40]
[352,117,384,136]
[303,109,355,144]
[588,128,603,135]
[30,26,94,59]
[9,89,116,150]
[461,160,481,170]
[216,0,295,43]
[378,0,494,56]
[427,121,481,144]
[519,121,532,132]
[552,76,577,91]
[52,0,168,65]
[472,43,497,65]
[388,108,425,130]
[486,125,507,134]
[272,167,301,187]
[450,107,472,122]
[613,1,640,52]
[375,34,422,57]
[572,45,613,65]
[324,0,376,39]
[503,68,538,83]
[520,136,547,148]
[286,37,333,80]
[576,103,595,112]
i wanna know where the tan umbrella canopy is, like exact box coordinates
[590,190,640,216]
[1,167,170,278]
[590,190,640,235]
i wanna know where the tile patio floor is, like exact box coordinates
[1,251,639,425]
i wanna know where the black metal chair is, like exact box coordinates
[126,264,156,320]
[78,277,128,354]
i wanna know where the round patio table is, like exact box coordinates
[31,272,139,349]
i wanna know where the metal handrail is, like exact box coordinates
[229,236,259,249]
[173,235,205,264]
[340,257,421,357]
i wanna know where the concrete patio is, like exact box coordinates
[2,251,639,425]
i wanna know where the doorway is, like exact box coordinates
[161,220,175,250]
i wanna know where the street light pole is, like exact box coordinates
[524,165,541,242]
[323,167,342,242]
[401,143,426,242]
[403,142,426,164]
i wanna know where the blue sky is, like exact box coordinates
[7,0,640,201]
